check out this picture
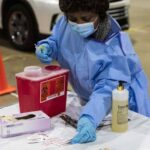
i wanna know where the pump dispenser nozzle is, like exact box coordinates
[117,81,124,91]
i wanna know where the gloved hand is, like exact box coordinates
[71,116,96,144]
[35,43,52,64]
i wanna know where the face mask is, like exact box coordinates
[69,20,96,38]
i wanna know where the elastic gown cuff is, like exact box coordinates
[80,114,97,129]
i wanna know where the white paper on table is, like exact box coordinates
[1,92,150,150]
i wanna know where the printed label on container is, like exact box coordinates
[117,104,128,124]
[40,76,65,103]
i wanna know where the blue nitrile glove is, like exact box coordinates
[35,43,52,64]
[71,116,96,144]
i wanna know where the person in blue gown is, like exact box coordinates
[35,0,150,144]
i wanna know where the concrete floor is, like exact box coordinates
[0,0,150,107]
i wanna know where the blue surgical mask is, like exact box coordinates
[69,20,96,38]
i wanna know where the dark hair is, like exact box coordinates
[59,0,109,20]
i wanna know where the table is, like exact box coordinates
[0,92,150,150]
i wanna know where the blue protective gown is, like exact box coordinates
[37,16,150,127]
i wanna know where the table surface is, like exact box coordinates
[0,92,150,150]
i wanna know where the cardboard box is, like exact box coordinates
[0,111,51,138]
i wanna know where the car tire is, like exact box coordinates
[4,4,38,50]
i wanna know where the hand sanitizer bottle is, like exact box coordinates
[112,81,129,132]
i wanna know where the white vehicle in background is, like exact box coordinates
[0,0,130,50]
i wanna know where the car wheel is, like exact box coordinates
[4,4,38,50]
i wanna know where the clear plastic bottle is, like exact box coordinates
[112,81,129,132]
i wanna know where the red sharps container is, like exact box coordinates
[16,65,69,117]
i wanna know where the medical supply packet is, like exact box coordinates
[0,111,51,138]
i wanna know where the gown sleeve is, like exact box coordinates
[36,16,67,60]
[80,32,144,127]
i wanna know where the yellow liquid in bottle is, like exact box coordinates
[112,100,128,132]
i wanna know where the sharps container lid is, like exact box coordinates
[24,66,42,77]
